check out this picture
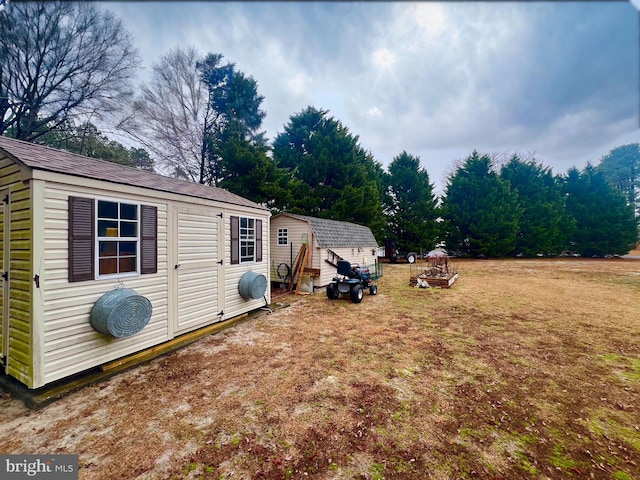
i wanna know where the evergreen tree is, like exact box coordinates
[563,165,638,257]
[129,148,155,172]
[36,121,154,170]
[385,151,439,253]
[199,56,267,186]
[500,155,574,256]
[216,124,293,210]
[442,151,520,257]
[273,106,385,238]
[596,144,640,218]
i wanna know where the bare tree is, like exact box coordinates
[117,47,212,182]
[0,1,140,141]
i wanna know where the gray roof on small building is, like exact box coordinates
[0,136,266,210]
[276,213,378,248]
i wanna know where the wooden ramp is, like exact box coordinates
[289,243,309,294]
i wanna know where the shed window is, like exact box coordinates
[97,200,139,276]
[231,216,262,264]
[69,196,157,282]
[240,217,255,262]
[277,228,288,246]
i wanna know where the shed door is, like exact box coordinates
[174,208,219,335]
[0,189,9,368]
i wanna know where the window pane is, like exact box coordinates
[119,257,136,273]
[119,241,137,256]
[120,203,137,220]
[98,201,118,218]
[99,258,118,275]
[98,220,119,237]
[120,221,137,237]
[241,243,254,261]
[99,241,118,257]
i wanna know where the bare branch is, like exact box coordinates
[0,1,140,141]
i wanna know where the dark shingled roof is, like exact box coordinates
[279,213,378,248]
[0,136,266,210]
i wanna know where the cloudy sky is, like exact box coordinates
[106,1,638,193]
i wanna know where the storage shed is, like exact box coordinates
[270,213,379,290]
[0,136,270,389]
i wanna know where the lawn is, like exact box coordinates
[1,258,639,479]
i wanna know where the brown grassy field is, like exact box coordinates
[1,258,639,479]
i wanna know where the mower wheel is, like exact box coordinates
[406,252,417,264]
[369,285,378,295]
[350,285,364,303]
[326,284,339,300]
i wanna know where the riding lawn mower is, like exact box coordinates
[326,260,378,303]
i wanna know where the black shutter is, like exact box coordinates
[140,205,157,274]
[255,219,262,262]
[231,216,239,265]
[68,196,94,282]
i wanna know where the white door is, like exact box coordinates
[0,189,9,370]
[174,207,219,335]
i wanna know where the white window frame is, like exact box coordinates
[240,217,256,263]
[277,228,288,246]
[95,198,141,279]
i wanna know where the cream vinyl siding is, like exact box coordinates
[269,216,312,280]
[37,181,169,387]
[33,178,269,388]
[224,209,270,319]
[317,246,377,287]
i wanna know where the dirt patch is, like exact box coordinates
[1,258,639,479]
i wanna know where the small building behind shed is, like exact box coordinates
[270,213,379,291]
[0,136,270,390]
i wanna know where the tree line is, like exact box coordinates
[1,1,638,257]
[442,151,638,258]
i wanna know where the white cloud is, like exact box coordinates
[366,106,383,119]
[286,72,311,98]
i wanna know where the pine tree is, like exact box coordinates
[596,144,640,218]
[442,151,520,257]
[500,155,574,256]
[563,165,638,257]
[36,121,154,170]
[385,151,439,253]
[216,125,293,210]
[273,106,385,238]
